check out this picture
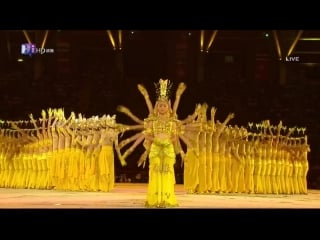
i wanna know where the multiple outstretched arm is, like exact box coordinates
[117,81,198,168]
[117,134,146,166]
[118,132,145,149]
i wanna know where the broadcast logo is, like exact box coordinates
[21,43,54,56]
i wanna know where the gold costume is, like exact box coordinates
[146,137,178,207]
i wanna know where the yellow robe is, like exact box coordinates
[145,138,178,207]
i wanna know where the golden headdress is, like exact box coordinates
[154,78,172,101]
[101,114,116,127]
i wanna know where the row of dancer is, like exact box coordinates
[183,105,310,195]
[0,108,126,192]
[0,78,311,203]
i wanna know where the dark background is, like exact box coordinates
[1,30,320,188]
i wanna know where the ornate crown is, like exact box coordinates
[101,114,116,127]
[154,78,172,101]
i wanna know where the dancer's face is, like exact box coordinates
[157,100,169,115]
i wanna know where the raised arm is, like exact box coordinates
[117,105,144,125]
[180,103,201,124]
[28,113,41,138]
[172,82,186,117]
[137,84,154,116]
[46,108,54,139]
[210,106,217,130]
[217,113,235,136]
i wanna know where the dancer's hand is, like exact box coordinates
[47,108,53,117]
[41,109,46,119]
[120,158,127,167]
[176,82,186,97]
[228,113,235,120]
[117,105,131,115]
[137,84,149,98]
[137,151,148,168]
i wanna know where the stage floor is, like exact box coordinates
[1,183,320,208]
